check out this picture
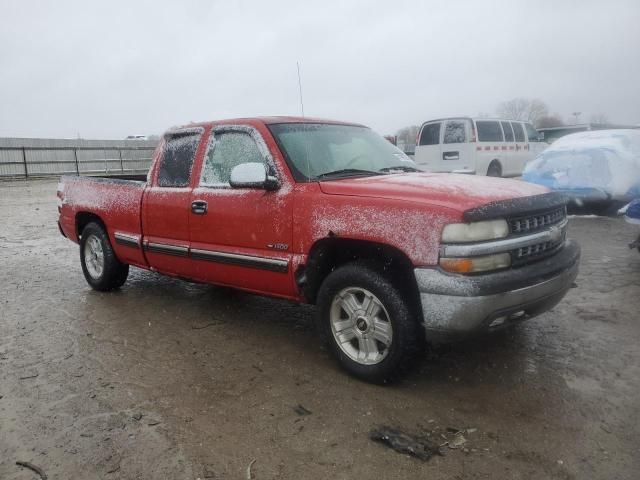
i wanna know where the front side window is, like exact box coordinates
[443,120,467,144]
[419,123,441,145]
[525,123,541,142]
[501,121,515,142]
[476,121,504,142]
[201,131,264,186]
[512,122,526,142]
[157,132,201,187]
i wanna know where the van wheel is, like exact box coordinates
[316,262,421,384]
[487,161,502,177]
[80,222,129,291]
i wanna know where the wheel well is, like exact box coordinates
[487,160,502,174]
[298,238,421,308]
[76,212,105,239]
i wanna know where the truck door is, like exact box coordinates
[141,129,203,277]
[188,125,294,297]
[441,119,474,173]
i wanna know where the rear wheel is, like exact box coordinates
[316,263,421,383]
[80,222,129,291]
[487,161,502,177]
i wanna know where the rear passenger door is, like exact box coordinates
[414,122,441,171]
[441,119,473,173]
[142,129,203,277]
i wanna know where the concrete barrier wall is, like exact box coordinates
[0,137,159,178]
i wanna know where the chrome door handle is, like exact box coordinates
[191,200,208,215]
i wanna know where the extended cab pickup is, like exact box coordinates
[58,117,580,383]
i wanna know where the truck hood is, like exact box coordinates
[319,173,549,213]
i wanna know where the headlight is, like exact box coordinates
[440,253,511,273]
[442,219,509,243]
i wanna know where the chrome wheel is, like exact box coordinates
[330,287,393,365]
[84,234,104,279]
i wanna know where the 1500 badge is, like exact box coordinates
[267,243,289,251]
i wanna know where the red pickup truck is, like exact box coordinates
[58,117,580,383]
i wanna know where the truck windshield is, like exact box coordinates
[269,123,417,181]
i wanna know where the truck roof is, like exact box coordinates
[175,116,366,130]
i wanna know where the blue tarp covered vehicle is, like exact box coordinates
[523,130,640,214]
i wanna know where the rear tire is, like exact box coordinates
[487,161,502,177]
[316,262,421,384]
[80,222,129,291]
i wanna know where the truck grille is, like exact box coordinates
[512,235,565,265]
[509,207,566,235]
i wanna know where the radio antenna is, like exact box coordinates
[296,61,305,117]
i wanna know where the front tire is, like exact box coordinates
[80,222,129,291]
[316,263,421,383]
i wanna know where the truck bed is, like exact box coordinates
[58,174,148,267]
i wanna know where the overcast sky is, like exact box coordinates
[1,0,638,139]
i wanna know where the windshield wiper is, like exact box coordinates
[379,166,421,173]
[316,169,384,180]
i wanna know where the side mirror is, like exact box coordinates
[229,162,279,190]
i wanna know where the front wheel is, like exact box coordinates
[80,222,129,291]
[316,263,421,383]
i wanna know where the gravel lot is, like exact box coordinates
[1,179,639,479]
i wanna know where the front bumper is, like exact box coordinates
[414,239,580,341]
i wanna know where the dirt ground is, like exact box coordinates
[1,179,639,480]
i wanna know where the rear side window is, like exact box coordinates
[476,121,503,142]
[157,132,201,187]
[443,120,467,144]
[419,123,441,145]
[525,123,541,141]
[512,122,526,142]
[500,121,514,142]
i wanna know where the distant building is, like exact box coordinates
[538,123,640,143]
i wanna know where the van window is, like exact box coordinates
[419,123,441,146]
[512,122,525,142]
[500,121,514,142]
[443,120,467,144]
[476,121,503,142]
[525,123,541,142]
[157,132,201,187]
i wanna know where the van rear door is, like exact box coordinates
[441,119,474,173]
[414,122,442,171]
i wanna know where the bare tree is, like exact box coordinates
[496,98,549,125]
[536,114,565,128]
[589,113,609,125]
[395,125,420,146]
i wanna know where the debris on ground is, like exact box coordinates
[19,372,39,380]
[370,424,480,460]
[190,320,225,330]
[132,413,143,421]
[246,458,256,479]
[16,461,47,479]
[293,404,312,416]
[369,426,444,461]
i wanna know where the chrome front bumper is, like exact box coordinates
[414,239,580,341]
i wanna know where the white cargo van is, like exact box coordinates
[414,117,546,177]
